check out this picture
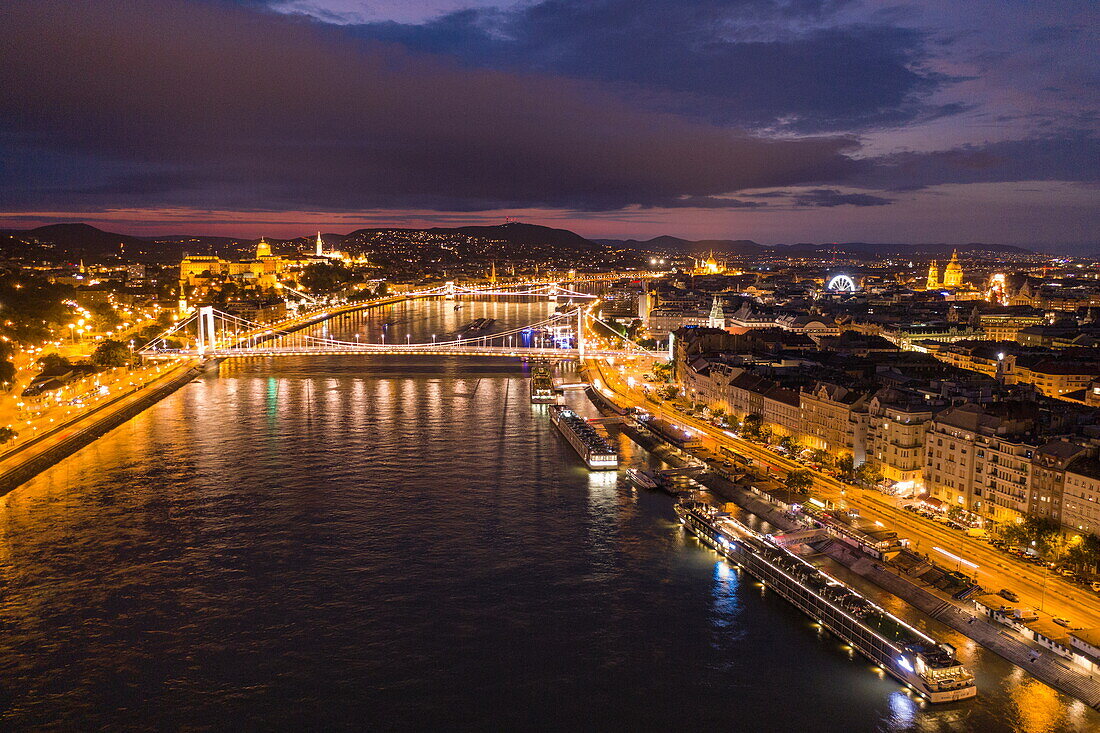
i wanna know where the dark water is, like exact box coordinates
[0,301,1095,731]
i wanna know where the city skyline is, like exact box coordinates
[2,0,1097,249]
[5,4,1100,727]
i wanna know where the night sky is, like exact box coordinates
[2,1,1097,249]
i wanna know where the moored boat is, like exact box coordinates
[626,468,660,490]
[674,500,977,704]
[549,405,618,470]
[530,366,556,404]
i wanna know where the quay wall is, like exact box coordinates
[0,364,202,495]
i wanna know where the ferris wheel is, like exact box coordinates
[826,274,857,292]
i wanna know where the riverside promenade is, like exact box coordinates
[0,360,201,494]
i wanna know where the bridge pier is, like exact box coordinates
[444,281,456,301]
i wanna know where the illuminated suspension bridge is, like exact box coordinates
[140,282,663,361]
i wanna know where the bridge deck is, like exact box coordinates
[144,346,631,359]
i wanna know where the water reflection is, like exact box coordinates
[0,299,1093,730]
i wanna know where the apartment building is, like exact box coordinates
[1063,460,1100,536]
[865,388,940,489]
[1030,440,1090,525]
[646,308,709,339]
[923,403,1035,524]
[799,382,867,461]
[1003,356,1100,398]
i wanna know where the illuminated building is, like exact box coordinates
[178,237,287,311]
[988,273,1008,305]
[926,260,939,290]
[694,252,725,275]
[942,250,964,288]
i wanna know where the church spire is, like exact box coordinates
[315,231,324,257]
[926,260,939,290]
[708,295,725,329]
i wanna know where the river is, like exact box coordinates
[0,300,1094,731]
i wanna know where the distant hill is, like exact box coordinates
[598,237,1031,258]
[433,223,601,252]
[0,222,1035,265]
[0,223,151,262]
[597,236,766,255]
[343,222,599,252]
[339,222,606,265]
[777,242,1031,257]
[0,221,606,265]
[0,223,230,263]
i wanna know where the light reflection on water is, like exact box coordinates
[0,300,1093,730]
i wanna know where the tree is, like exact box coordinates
[211,282,241,305]
[657,385,678,400]
[837,453,855,479]
[810,449,833,467]
[1062,534,1100,574]
[853,462,883,488]
[997,516,1061,556]
[786,469,814,494]
[38,353,72,371]
[779,435,803,455]
[0,359,14,389]
[0,275,76,345]
[0,427,17,445]
[742,413,764,437]
[91,339,130,367]
[89,302,121,330]
[299,262,354,294]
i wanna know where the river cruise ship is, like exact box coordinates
[549,405,618,470]
[675,500,977,704]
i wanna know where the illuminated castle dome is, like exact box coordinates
[942,250,963,288]
[256,237,272,259]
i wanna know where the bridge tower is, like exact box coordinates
[196,306,217,356]
[444,281,456,301]
[577,306,585,361]
[548,282,560,302]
